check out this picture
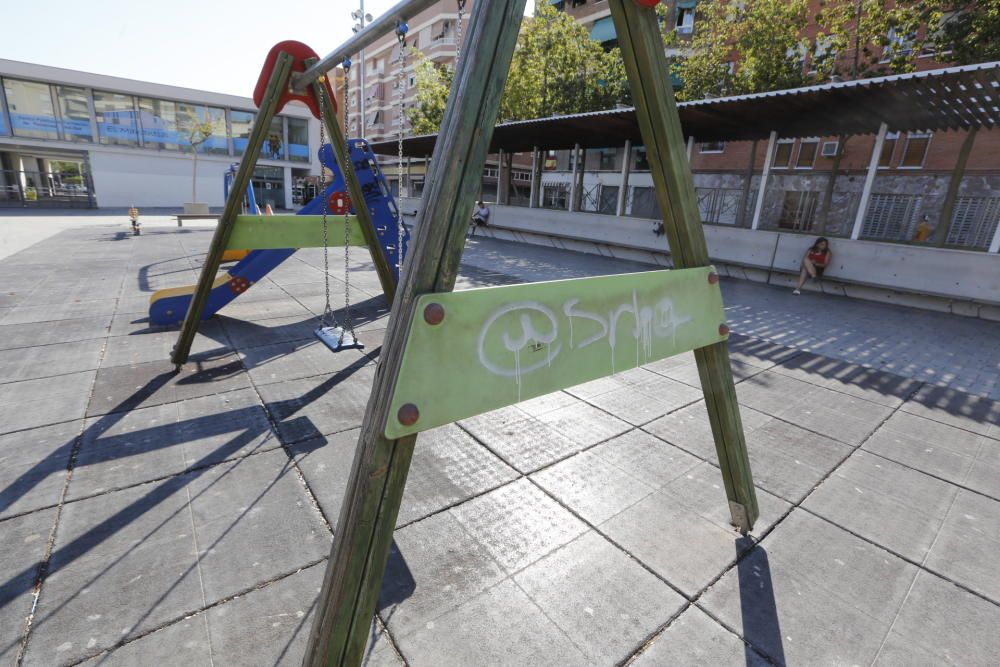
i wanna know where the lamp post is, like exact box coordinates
[352,3,374,137]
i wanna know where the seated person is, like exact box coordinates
[469,200,490,237]
[793,237,831,295]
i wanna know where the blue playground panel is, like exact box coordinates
[149,139,407,326]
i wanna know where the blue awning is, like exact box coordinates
[590,16,616,43]
[677,0,697,8]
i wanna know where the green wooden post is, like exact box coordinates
[302,1,528,665]
[608,0,759,532]
[310,74,398,304]
[171,51,295,366]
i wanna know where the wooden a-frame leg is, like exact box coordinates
[608,0,759,532]
[171,52,295,366]
[302,1,528,666]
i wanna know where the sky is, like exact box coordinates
[2,0,536,97]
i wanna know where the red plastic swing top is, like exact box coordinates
[253,41,338,119]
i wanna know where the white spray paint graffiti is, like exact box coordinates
[477,291,692,393]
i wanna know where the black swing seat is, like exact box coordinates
[315,326,364,352]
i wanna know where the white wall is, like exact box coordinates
[88,150,238,208]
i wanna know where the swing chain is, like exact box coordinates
[455,0,466,64]
[317,76,338,331]
[341,74,358,342]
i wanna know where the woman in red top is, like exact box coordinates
[793,237,831,295]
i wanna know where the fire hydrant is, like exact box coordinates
[128,206,141,236]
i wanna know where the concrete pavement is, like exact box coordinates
[0,220,997,666]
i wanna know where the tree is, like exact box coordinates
[407,4,630,131]
[935,0,1000,64]
[178,111,219,203]
[406,51,454,135]
[665,0,946,101]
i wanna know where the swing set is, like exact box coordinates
[169,1,759,665]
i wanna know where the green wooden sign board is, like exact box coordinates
[385,266,727,438]
[225,214,367,250]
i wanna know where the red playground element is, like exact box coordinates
[228,276,251,295]
[328,191,351,215]
[633,0,660,6]
[254,41,337,119]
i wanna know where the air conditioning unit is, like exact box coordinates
[821,140,839,157]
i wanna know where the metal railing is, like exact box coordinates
[947,196,1000,250]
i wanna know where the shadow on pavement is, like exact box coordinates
[736,537,786,666]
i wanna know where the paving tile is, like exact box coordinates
[0,339,105,382]
[514,531,686,663]
[0,316,111,351]
[398,423,518,526]
[804,450,959,561]
[0,510,56,665]
[901,384,1000,439]
[534,401,632,446]
[26,518,203,666]
[216,296,315,323]
[87,352,252,417]
[458,407,584,473]
[864,410,1000,498]
[0,370,95,435]
[873,571,1000,666]
[532,450,656,524]
[631,606,770,666]
[207,563,401,666]
[588,428,702,489]
[287,430,357,528]
[0,420,79,519]
[725,333,802,368]
[76,616,211,666]
[392,579,590,667]
[580,381,702,426]
[240,338,370,386]
[770,351,919,408]
[514,390,578,417]
[71,390,279,499]
[700,510,920,666]
[186,450,332,601]
[648,402,851,502]
[644,351,766,388]
[259,365,376,444]
[100,323,228,368]
[737,371,894,446]
[379,511,507,638]
[450,478,588,573]
[217,314,317,350]
[601,462,789,597]
[923,490,1000,604]
[0,299,118,325]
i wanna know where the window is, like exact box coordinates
[795,139,818,168]
[598,148,617,170]
[93,91,139,146]
[138,98,180,150]
[170,103,226,154]
[265,116,284,160]
[3,78,58,140]
[231,110,255,156]
[699,141,725,154]
[676,5,695,34]
[634,148,649,170]
[287,117,309,162]
[772,139,794,168]
[899,133,930,168]
[542,183,568,210]
[408,75,416,89]
[55,86,92,142]
[882,27,914,62]
[879,131,899,168]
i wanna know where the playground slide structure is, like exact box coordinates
[148,139,408,326]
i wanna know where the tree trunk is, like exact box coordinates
[192,151,198,202]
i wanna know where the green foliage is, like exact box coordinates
[936,0,1000,64]
[178,112,217,150]
[408,4,630,132]
[666,0,946,101]
[406,51,454,135]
